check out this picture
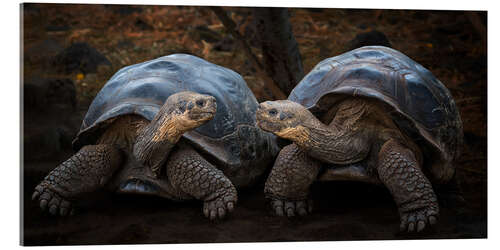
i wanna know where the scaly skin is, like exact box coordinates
[256,98,441,232]
[265,143,320,216]
[257,100,370,165]
[32,144,123,216]
[377,139,439,232]
[166,145,238,220]
[32,91,218,218]
[133,92,216,177]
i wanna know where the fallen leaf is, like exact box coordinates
[201,40,213,57]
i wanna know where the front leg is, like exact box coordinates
[377,139,439,232]
[32,144,123,216]
[166,145,238,220]
[265,143,321,217]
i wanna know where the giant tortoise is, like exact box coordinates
[256,46,463,232]
[32,54,279,220]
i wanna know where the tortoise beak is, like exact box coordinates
[195,95,217,115]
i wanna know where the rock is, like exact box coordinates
[347,30,392,50]
[24,77,76,114]
[23,126,73,161]
[24,39,64,67]
[23,77,81,161]
[52,43,111,74]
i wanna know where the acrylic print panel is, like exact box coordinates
[21,3,486,245]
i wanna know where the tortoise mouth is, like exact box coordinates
[256,108,275,132]
[256,105,284,132]
[256,118,282,134]
[189,110,216,121]
[188,102,217,118]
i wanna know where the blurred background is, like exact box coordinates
[21,4,486,245]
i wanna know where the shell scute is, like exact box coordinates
[73,54,278,178]
[290,46,463,182]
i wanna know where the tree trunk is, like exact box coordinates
[252,7,304,95]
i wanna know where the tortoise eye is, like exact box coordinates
[268,109,278,116]
[196,99,205,107]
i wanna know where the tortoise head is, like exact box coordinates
[256,100,314,144]
[133,91,217,177]
[161,91,217,133]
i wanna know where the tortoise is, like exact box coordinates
[256,46,463,232]
[32,54,279,220]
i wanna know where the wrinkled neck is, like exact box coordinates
[297,117,369,165]
[133,115,183,177]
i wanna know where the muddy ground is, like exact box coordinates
[21,4,487,245]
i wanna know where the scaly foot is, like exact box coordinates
[269,198,312,217]
[32,181,74,216]
[203,185,237,220]
[400,207,438,232]
[399,197,439,232]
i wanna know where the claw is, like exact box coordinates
[284,201,295,217]
[203,194,236,220]
[417,221,426,232]
[270,199,311,217]
[297,207,308,216]
[60,207,68,216]
[203,207,209,218]
[217,207,226,219]
[296,201,309,216]
[429,216,437,225]
[227,202,234,212]
[49,205,58,215]
[32,191,39,201]
[209,210,217,220]
[400,222,407,232]
[308,200,313,213]
[40,199,48,211]
[275,206,284,216]
[408,222,415,232]
[33,183,74,217]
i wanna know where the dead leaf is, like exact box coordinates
[125,32,143,38]
[201,40,213,57]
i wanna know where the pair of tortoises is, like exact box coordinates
[32,46,463,233]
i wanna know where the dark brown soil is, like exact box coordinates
[22,159,486,245]
[21,4,487,245]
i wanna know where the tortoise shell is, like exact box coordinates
[73,54,278,186]
[289,46,463,183]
